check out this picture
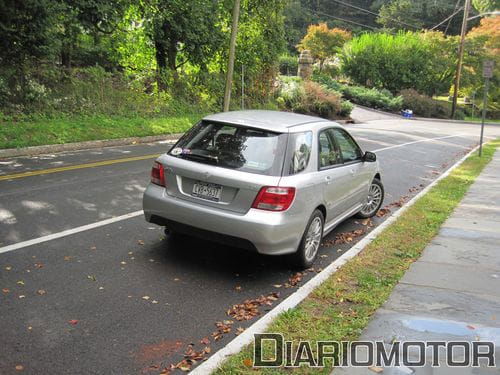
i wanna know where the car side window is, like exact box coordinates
[288,131,313,175]
[318,130,341,169]
[331,128,363,163]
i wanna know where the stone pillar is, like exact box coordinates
[298,50,314,80]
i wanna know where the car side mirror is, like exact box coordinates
[363,151,377,162]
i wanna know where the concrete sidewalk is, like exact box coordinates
[336,150,500,374]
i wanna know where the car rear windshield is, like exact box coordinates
[169,121,288,176]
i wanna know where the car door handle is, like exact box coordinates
[325,176,332,185]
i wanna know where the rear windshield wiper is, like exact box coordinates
[180,152,219,165]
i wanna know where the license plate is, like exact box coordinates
[192,182,222,201]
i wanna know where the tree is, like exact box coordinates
[472,0,500,13]
[298,23,351,70]
[463,16,500,114]
[142,0,223,91]
[376,0,480,35]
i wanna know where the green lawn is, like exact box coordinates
[213,139,499,374]
[0,114,206,149]
[464,116,500,124]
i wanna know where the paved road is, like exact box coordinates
[1,117,499,374]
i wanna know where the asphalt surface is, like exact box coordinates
[1,115,499,374]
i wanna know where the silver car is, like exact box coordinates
[143,110,383,268]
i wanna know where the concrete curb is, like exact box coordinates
[0,133,183,159]
[190,144,480,375]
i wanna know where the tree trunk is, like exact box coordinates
[167,42,179,90]
[155,40,168,91]
[61,44,72,70]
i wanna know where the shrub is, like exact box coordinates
[341,31,455,96]
[311,73,403,112]
[342,86,403,112]
[400,89,461,119]
[340,100,354,117]
[294,81,342,119]
[277,78,344,119]
[279,54,299,76]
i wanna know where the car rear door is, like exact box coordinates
[317,128,353,223]
[330,128,370,209]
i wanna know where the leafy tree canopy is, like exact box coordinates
[298,23,352,67]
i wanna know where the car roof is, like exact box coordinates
[203,110,330,132]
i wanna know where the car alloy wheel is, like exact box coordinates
[304,216,322,262]
[360,180,383,217]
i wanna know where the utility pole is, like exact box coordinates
[223,0,241,112]
[451,0,471,119]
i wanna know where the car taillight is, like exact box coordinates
[151,161,165,187]
[252,187,296,211]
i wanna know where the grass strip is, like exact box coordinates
[0,113,206,149]
[214,138,500,375]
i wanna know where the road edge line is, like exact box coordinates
[190,144,480,375]
[0,211,143,254]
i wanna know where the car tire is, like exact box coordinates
[356,178,384,219]
[291,209,324,269]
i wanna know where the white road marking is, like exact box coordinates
[190,145,480,375]
[0,211,143,255]
[372,134,464,152]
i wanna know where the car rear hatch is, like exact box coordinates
[159,121,288,214]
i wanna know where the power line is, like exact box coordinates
[326,0,421,30]
[304,7,381,32]
[431,6,464,30]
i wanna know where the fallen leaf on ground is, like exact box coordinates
[19,295,25,299]
[138,240,145,245]
[174,359,191,372]
[200,337,210,345]
[323,229,365,246]
[173,278,180,281]
[467,325,475,330]
[87,275,97,282]
[243,358,253,367]
[17,280,25,286]
[142,296,150,300]
[212,320,234,340]
[37,289,46,295]
[2,288,9,294]
[152,300,158,304]
[34,262,44,269]
[90,246,96,251]
[235,285,242,291]
[273,284,282,288]
[286,272,303,287]
[159,368,171,375]
[5,266,12,271]
[236,327,245,335]
[369,366,384,373]
[376,208,391,217]
[120,261,127,265]
[64,256,72,261]
[359,218,373,226]
[68,319,79,325]
[15,365,24,371]
[226,292,279,321]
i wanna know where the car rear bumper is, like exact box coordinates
[143,184,305,255]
